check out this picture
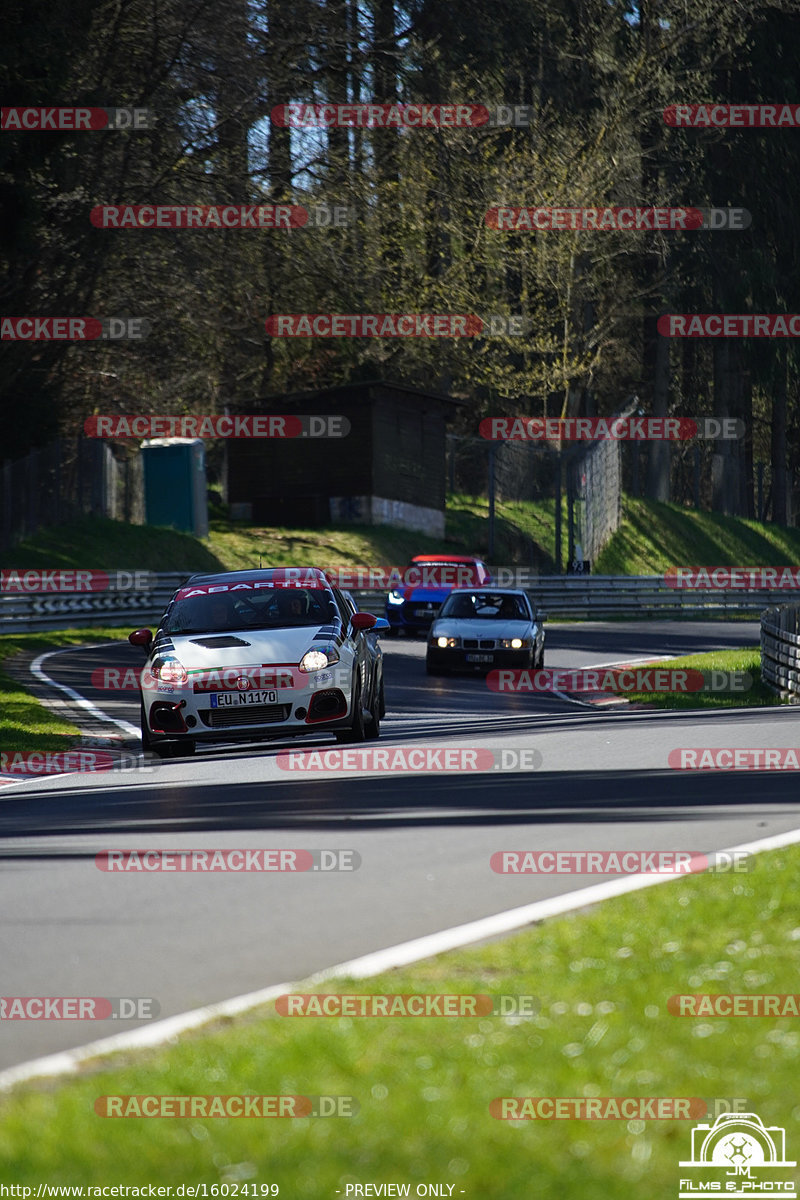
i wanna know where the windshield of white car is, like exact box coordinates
[164,588,334,633]
[438,593,529,620]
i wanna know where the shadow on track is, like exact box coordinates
[0,764,796,842]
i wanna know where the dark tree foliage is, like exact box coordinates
[2,0,800,517]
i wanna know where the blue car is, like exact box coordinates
[384,555,491,636]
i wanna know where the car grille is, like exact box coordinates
[463,639,497,650]
[199,704,292,729]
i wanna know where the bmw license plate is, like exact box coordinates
[210,690,278,708]
[466,654,493,663]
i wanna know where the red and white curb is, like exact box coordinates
[557,656,677,708]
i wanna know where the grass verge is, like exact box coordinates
[1,843,797,1195]
[0,627,130,754]
[623,647,781,710]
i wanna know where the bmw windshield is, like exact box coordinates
[438,592,530,620]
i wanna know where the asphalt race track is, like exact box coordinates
[2,620,798,1070]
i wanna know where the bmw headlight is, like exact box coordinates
[299,646,340,673]
[153,657,188,684]
[387,591,404,605]
[436,636,458,648]
[500,637,530,650]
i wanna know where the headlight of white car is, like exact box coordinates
[387,591,404,605]
[435,636,459,648]
[153,657,188,684]
[299,646,340,673]
[499,638,530,650]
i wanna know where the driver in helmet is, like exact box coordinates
[276,587,310,623]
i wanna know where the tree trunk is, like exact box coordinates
[772,343,789,525]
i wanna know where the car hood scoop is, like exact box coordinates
[188,635,252,648]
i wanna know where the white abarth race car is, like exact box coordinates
[129,568,388,757]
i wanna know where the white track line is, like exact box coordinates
[2,823,800,1092]
[31,644,140,738]
[4,645,141,785]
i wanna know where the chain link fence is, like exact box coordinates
[569,434,622,567]
[1,438,144,550]
[447,413,624,572]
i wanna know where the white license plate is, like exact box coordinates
[210,690,278,708]
[415,608,435,617]
[466,654,493,663]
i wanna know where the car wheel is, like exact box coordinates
[152,742,176,759]
[153,739,196,758]
[365,680,381,741]
[377,675,386,719]
[140,702,153,752]
[536,645,545,669]
[335,678,367,743]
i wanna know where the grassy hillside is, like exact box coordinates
[596,498,800,574]
[2,497,799,575]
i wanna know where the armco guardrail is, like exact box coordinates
[0,572,781,633]
[761,604,800,700]
[0,572,192,634]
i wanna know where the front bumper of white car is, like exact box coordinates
[142,663,356,744]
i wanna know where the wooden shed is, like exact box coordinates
[225,380,465,536]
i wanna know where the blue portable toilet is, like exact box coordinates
[140,437,209,536]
